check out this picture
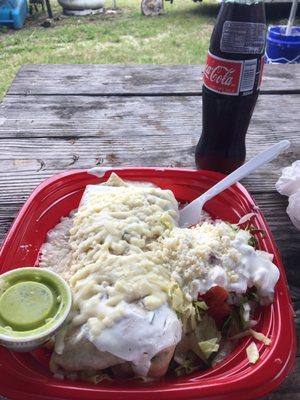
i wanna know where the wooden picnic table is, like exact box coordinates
[0,64,299,399]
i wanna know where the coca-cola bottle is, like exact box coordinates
[195,0,266,174]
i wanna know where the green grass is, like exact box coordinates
[0,0,297,99]
[0,0,219,99]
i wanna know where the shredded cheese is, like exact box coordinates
[66,175,179,336]
[229,329,271,346]
[246,342,260,364]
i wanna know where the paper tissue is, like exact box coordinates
[276,160,300,230]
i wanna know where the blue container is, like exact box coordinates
[266,25,300,64]
[0,0,28,29]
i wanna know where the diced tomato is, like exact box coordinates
[207,300,231,325]
[200,286,231,327]
[202,286,228,303]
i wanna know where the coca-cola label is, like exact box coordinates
[240,58,257,92]
[203,52,243,95]
[203,52,263,96]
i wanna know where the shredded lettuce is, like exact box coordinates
[221,314,233,336]
[195,314,221,341]
[83,373,113,384]
[211,340,234,367]
[246,342,259,364]
[198,338,220,360]
[193,314,221,361]
[194,300,208,312]
[169,283,185,311]
[237,213,256,225]
[249,329,271,345]
[246,288,259,302]
[174,351,204,377]
[240,302,251,329]
[229,329,271,345]
[168,283,197,331]
[233,217,267,248]
[194,300,208,322]
[170,279,268,376]
[248,236,258,248]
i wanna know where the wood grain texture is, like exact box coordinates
[0,94,298,194]
[264,359,300,400]
[1,94,298,140]
[0,136,297,193]
[7,64,300,96]
[264,319,300,399]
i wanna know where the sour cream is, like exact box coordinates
[161,223,279,304]
[86,302,181,376]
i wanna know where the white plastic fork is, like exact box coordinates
[179,140,291,227]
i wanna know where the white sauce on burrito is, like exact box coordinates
[86,302,181,375]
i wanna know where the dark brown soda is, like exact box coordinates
[196,87,259,174]
[195,1,266,175]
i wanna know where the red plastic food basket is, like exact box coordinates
[0,168,296,400]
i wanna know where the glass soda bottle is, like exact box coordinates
[195,0,267,174]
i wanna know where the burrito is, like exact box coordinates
[40,173,280,381]
[42,174,182,379]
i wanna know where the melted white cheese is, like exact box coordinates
[64,176,180,342]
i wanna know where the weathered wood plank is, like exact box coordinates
[264,327,300,398]
[0,94,299,141]
[264,358,300,400]
[0,94,298,193]
[0,136,297,196]
[7,64,300,96]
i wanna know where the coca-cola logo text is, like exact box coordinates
[204,65,236,87]
[203,53,243,95]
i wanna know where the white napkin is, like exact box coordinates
[276,160,300,230]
